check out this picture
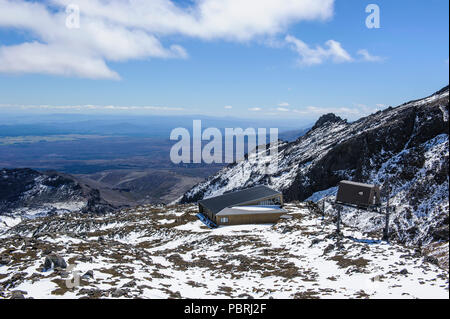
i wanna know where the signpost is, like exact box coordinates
[329,180,392,243]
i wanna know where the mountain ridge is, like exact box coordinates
[0,168,115,223]
[181,86,449,246]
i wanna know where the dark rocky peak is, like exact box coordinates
[182,86,448,247]
[0,168,115,215]
[399,85,449,107]
[311,113,346,131]
[433,85,449,96]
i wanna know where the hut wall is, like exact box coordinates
[217,212,284,225]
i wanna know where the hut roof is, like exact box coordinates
[198,185,281,215]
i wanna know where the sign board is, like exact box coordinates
[336,180,381,208]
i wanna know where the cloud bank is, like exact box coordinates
[0,0,335,79]
[285,35,383,66]
[0,103,185,112]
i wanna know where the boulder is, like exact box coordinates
[42,248,53,256]
[78,288,103,299]
[82,270,94,280]
[121,280,136,288]
[111,288,126,298]
[309,238,321,247]
[323,244,335,255]
[432,226,449,241]
[0,255,11,265]
[423,255,439,266]
[79,255,93,263]
[10,290,27,299]
[43,253,67,270]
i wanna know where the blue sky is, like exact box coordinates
[0,0,448,124]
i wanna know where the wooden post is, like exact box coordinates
[322,200,325,219]
[382,187,391,241]
[336,204,341,235]
[383,209,390,241]
[334,204,343,250]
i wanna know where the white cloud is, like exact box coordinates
[285,35,385,66]
[0,0,334,79]
[224,105,233,109]
[0,42,121,80]
[276,107,290,112]
[51,0,334,41]
[249,107,262,111]
[291,103,382,120]
[357,49,385,62]
[278,102,290,107]
[285,35,353,66]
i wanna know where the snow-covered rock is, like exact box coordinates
[0,169,115,230]
[0,203,447,299]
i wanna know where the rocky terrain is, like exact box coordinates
[0,203,448,299]
[76,168,207,206]
[181,87,449,248]
[0,168,115,231]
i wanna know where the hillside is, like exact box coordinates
[0,203,448,299]
[181,86,449,247]
[76,169,207,206]
[0,168,115,231]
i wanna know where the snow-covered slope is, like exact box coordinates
[181,87,449,246]
[0,169,115,229]
[0,203,448,299]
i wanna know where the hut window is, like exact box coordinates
[220,217,229,224]
[259,198,278,205]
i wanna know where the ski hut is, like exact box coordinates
[198,186,286,226]
[335,180,381,208]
